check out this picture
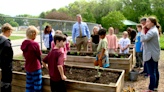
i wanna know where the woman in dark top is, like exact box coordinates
[91,26,99,52]
[127,27,137,44]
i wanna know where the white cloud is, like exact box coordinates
[0,0,77,16]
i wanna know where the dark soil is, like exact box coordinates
[65,66,120,84]
[109,54,130,58]
[67,51,129,58]
[67,52,96,57]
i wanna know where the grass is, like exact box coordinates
[160,35,164,50]
[13,56,23,59]
[63,31,72,36]
[9,36,25,40]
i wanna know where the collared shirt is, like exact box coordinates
[72,22,90,43]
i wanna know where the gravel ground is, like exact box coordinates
[123,50,164,92]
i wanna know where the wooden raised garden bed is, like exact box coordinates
[41,51,132,80]
[117,47,135,63]
[0,59,125,92]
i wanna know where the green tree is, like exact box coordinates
[122,0,152,22]
[151,0,164,32]
[82,7,96,23]
[58,7,69,13]
[39,12,46,18]
[9,21,19,27]
[102,11,126,29]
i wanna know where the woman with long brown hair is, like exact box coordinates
[42,25,55,50]
[141,17,160,92]
[127,27,137,44]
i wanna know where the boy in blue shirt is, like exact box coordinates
[134,24,143,68]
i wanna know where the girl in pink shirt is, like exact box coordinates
[106,27,118,53]
[51,30,67,60]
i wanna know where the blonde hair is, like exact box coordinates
[1,23,14,32]
[92,26,98,35]
[123,31,128,35]
[109,27,114,31]
[55,30,62,35]
[26,26,39,39]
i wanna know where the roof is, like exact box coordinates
[122,20,138,25]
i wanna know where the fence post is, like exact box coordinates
[39,18,43,50]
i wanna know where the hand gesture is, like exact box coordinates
[114,49,117,52]
[73,43,76,46]
[140,47,143,51]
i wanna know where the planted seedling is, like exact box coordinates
[120,56,124,58]
[114,53,118,58]
[93,52,97,57]
[77,51,80,56]
[70,51,75,55]
[94,66,104,80]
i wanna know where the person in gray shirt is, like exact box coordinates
[141,17,160,92]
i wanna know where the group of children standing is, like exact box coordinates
[92,24,143,69]
[22,26,68,92]
[0,23,68,92]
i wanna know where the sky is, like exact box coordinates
[0,0,77,16]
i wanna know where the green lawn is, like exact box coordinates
[160,35,164,50]
[13,56,24,59]
[9,36,25,40]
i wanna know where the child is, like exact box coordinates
[64,33,70,51]
[42,34,67,92]
[21,26,42,92]
[51,30,67,61]
[91,26,99,52]
[51,30,62,49]
[106,27,118,53]
[118,31,131,54]
[0,23,13,92]
[94,29,109,68]
[43,25,55,50]
[134,24,143,68]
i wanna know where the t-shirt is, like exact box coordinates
[43,49,65,81]
[51,41,67,59]
[91,34,99,44]
[106,34,118,49]
[21,40,42,73]
[118,38,131,53]
[135,32,142,52]
[131,30,137,42]
[97,37,108,55]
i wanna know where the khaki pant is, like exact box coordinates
[76,37,88,51]
[92,43,98,52]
